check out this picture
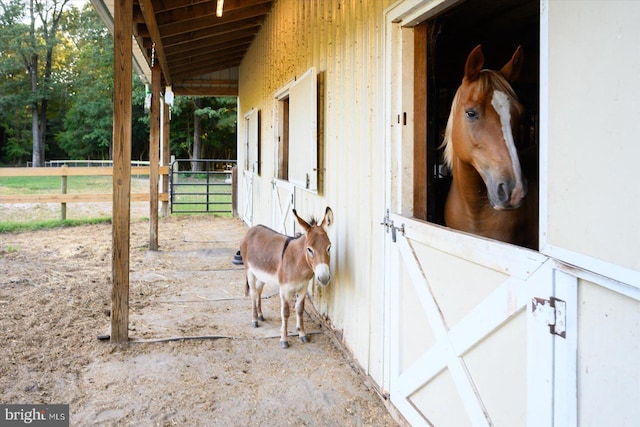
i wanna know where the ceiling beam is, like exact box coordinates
[168,43,249,64]
[156,0,270,26]
[161,19,262,48]
[138,0,172,85]
[173,86,239,97]
[158,3,270,38]
[153,0,209,14]
[180,79,239,86]
[172,59,245,78]
[165,34,254,58]
[154,0,271,15]
[171,51,246,76]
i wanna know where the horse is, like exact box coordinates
[240,207,334,348]
[441,44,538,249]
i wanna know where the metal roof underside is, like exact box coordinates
[90,0,274,96]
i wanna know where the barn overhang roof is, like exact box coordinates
[90,0,274,96]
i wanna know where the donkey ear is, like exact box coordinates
[319,207,334,229]
[293,209,311,232]
[464,44,484,82]
[500,45,524,82]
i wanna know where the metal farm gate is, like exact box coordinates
[169,159,236,214]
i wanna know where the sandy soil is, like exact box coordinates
[0,214,398,426]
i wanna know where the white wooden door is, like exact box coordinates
[242,170,254,226]
[383,213,560,426]
[288,67,318,191]
[272,178,295,235]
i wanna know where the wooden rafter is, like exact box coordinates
[138,0,172,85]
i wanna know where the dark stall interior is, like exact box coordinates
[422,0,540,225]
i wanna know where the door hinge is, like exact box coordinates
[531,296,566,338]
[380,209,404,243]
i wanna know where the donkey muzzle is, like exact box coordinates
[315,263,331,286]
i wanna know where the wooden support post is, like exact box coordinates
[111,0,133,344]
[149,62,161,250]
[60,165,68,220]
[161,97,170,217]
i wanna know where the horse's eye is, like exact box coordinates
[465,109,479,121]
[327,246,331,254]
[307,247,315,257]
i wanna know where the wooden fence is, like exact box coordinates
[0,166,169,218]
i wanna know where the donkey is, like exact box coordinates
[240,207,334,349]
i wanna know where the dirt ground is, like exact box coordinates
[0,207,399,426]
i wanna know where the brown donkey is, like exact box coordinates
[240,207,334,348]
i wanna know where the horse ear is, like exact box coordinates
[464,44,484,82]
[293,209,311,232]
[500,45,524,82]
[319,207,334,229]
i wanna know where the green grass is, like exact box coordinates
[0,217,112,234]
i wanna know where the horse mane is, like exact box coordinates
[441,69,520,171]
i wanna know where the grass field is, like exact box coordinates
[0,217,112,234]
[0,175,149,194]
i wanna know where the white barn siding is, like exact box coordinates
[576,279,640,425]
[544,1,640,278]
[238,0,393,383]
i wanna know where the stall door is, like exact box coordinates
[272,179,295,234]
[242,171,254,226]
[383,214,560,426]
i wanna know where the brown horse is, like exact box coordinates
[442,45,538,249]
[240,207,334,348]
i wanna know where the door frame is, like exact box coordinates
[382,1,558,424]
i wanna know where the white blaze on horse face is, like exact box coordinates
[314,263,331,286]
[491,90,524,203]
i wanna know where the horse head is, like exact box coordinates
[445,44,527,210]
[293,206,334,286]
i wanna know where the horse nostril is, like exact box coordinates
[497,182,510,204]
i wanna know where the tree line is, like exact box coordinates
[0,0,237,167]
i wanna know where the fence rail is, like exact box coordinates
[0,166,169,219]
[0,165,164,178]
[27,160,151,168]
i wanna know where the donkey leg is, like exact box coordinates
[279,290,291,349]
[247,272,260,328]
[295,293,309,343]
[256,280,265,322]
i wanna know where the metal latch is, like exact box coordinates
[380,209,405,243]
[531,296,566,338]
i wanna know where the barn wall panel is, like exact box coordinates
[576,279,640,425]
[238,0,393,384]
[545,1,640,276]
